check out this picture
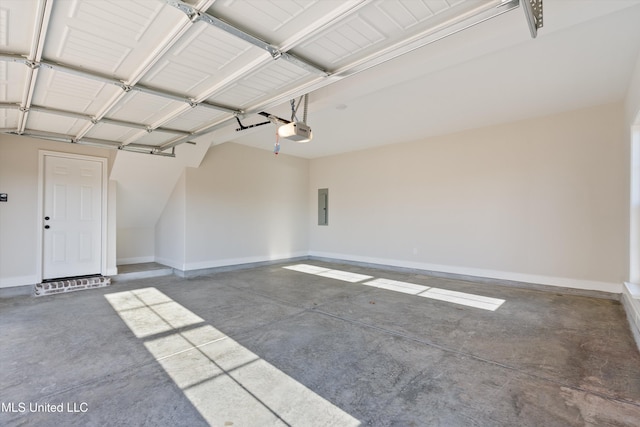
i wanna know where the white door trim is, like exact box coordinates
[37,150,108,281]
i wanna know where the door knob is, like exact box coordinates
[44,225,50,229]
[44,216,50,220]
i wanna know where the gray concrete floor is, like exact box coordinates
[1,261,640,426]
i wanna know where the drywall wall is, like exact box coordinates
[626,49,640,127]
[117,226,155,265]
[0,134,117,287]
[626,50,640,284]
[155,171,186,270]
[309,103,627,293]
[107,180,117,276]
[631,129,640,284]
[177,142,309,271]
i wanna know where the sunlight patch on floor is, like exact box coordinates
[363,278,429,295]
[284,264,372,282]
[418,287,505,311]
[283,264,331,275]
[105,288,360,426]
[284,264,505,311]
[105,288,204,338]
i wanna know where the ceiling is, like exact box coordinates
[2,1,640,160]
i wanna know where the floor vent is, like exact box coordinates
[34,276,111,296]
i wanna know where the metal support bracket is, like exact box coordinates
[271,50,282,60]
[522,0,543,38]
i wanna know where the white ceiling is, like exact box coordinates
[2,1,640,160]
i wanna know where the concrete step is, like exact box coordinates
[114,262,174,282]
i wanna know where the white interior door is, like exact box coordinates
[43,155,103,280]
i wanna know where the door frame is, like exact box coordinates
[37,150,108,282]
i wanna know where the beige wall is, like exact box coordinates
[626,50,640,128]
[626,50,640,284]
[0,134,117,287]
[0,103,630,292]
[180,142,309,270]
[117,226,155,265]
[154,143,309,271]
[155,171,186,270]
[309,103,627,292]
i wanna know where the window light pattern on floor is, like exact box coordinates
[284,265,505,312]
[284,264,373,283]
[417,287,505,311]
[105,288,360,426]
[363,278,429,295]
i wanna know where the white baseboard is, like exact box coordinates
[183,252,309,272]
[0,275,38,288]
[116,256,155,265]
[308,251,622,294]
[622,282,640,351]
[154,256,186,271]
